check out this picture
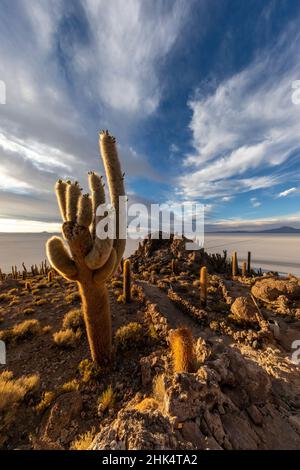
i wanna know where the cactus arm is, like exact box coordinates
[66,182,81,223]
[93,248,117,285]
[77,194,93,228]
[99,131,126,265]
[46,236,78,280]
[88,172,106,225]
[55,180,68,221]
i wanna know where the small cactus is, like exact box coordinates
[169,327,196,373]
[171,258,178,275]
[232,251,238,277]
[242,261,247,277]
[25,281,31,292]
[48,270,53,283]
[200,266,207,307]
[123,259,131,303]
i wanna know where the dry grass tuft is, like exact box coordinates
[98,385,115,413]
[60,379,79,393]
[135,397,158,413]
[0,319,41,343]
[35,298,47,306]
[70,427,96,450]
[23,307,35,315]
[115,322,143,350]
[35,391,56,414]
[78,359,102,383]
[65,292,80,304]
[62,309,83,331]
[53,328,81,348]
[0,371,40,445]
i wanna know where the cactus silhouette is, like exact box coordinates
[46,131,126,365]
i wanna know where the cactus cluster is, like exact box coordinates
[46,131,126,365]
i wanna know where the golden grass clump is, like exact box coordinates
[65,292,81,304]
[53,328,81,348]
[35,391,56,414]
[169,327,196,373]
[98,385,115,413]
[23,307,35,315]
[0,371,40,445]
[0,319,41,343]
[115,322,143,350]
[60,379,79,393]
[78,359,102,383]
[35,298,47,306]
[70,427,96,450]
[0,293,14,303]
[135,397,158,413]
[62,308,83,331]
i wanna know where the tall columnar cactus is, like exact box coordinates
[242,261,247,277]
[247,251,251,274]
[200,266,207,307]
[232,251,238,277]
[123,259,131,303]
[46,131,126,365]
[169,327,196,373]
[171,258,178,275]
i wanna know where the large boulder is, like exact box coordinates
[251,278,300,303]
[230,296,258,323]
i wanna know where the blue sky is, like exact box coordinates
[0,0,300,231]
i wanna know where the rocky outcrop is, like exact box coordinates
[91,348,300,450]
[251,278,300,303]
[230,296,258,323]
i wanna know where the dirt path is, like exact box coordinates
[139,281,220,342]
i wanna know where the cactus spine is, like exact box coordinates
[123,259,131,303]
[46,131,125,365]
[200,266,207,307]
[169,327,196,373]
[232,251,238,277]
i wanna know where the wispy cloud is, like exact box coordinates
[0,0,189,227]
[178,22,300,200]
[278,187,298,198]
[250,197,261,208]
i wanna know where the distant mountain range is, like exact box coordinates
[208,226,300,234]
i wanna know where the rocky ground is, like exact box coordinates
[1,234,300,450]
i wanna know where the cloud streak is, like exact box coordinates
[178,22,300,201]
